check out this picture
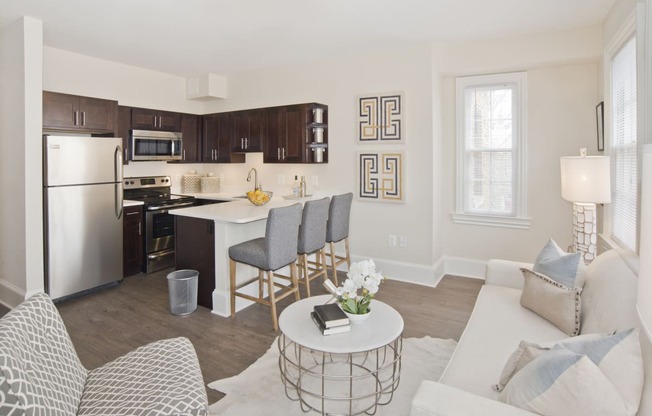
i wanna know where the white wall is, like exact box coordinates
[0,17,44,308]
[436,26,603,265]
[43,47,204,114]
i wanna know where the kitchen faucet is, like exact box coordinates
[247,168,260,191]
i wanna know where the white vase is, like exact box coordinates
[344,309,371,324]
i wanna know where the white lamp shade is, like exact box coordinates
[560,156,611,203]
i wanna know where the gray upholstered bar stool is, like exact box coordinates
[325,193,353,285]
[229,203,302,332]
[296,197,331,297]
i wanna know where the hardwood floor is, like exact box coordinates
[3,269,483,404]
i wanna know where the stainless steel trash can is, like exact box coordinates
[166,269,198,316]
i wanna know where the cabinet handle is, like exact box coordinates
[73,111,78,126]
[240,138,244,149]
[138,222,142,236]
[213,149,216,160]
[183,149,186,160]
[245,137,248,149]
[282,147,286,160]
[277,148,280,159]
[81,111,85,126]
[126,211,139,216]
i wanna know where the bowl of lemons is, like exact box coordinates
[246,189,273,206]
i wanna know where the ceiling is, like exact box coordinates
[0,0,617,77]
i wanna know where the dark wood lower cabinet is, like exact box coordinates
[123,206,143,277]
[174,216,215,309]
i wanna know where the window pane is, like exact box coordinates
[466,151,513,215]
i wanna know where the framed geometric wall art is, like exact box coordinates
[356,151,404,203]
[356,92,405,143]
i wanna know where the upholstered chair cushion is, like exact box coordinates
[325,193,353,243]
[298,197,330,255]
[0,293,88,416]
[78,337,208,416]
[229,203,302,271]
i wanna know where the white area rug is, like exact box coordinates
[208,336,457,415]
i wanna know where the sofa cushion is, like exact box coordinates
[499,348,631,416]
[78,337,208,416]
[533,239,585,287]
[520,269,582,336]
[439,285,568,400]
[0,293,88,416]
[581,249,639,335]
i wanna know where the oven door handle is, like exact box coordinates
[147,248,175,260]
[147,201,195,211]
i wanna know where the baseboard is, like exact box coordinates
[441,256,486,280]
[344,254,486,288]
[0,279,26,309]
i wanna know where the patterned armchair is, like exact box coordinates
[0,293,208,415]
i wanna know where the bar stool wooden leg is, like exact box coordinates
[267,270,279,332]
[300,254,311,298]
[344,237,351,269]
[329,241,339,286]
[229,259,237,318]
[319,248,328,286]
[258,270,264,300]
[291,261,301,302]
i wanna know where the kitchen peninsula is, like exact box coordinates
[171,197,303,317]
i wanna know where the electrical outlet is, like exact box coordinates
[399,236,407,247]
[312,176,318,186]
[389,234,397,247]
[278,174,285,184]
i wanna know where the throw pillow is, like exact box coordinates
[533,239,585,287]
[520,269,582,336]
[499,348,631,416]
[555,328,643,414]
[494,332,614,392]
[494,340,547,392]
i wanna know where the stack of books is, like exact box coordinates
[311,303,351,335]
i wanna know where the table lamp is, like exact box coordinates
[560,148,611,264]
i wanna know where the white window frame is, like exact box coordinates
[453,72,530,229]
[603,13,638,252]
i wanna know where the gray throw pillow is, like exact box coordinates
[533,239,585,287]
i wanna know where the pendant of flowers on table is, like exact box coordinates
[335,259,386,315]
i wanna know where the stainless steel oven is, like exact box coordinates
[124,176,195,273]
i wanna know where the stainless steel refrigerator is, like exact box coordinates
[44,135,123,300]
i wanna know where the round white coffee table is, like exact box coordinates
[278,295,404,415]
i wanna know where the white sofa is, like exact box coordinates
[410,249,652,416]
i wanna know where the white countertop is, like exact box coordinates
[123,200,144,207]
[170,198,301,223]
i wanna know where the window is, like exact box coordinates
[609,36,637,251]
[453,72,529,229]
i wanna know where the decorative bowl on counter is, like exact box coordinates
[246,189,273,206]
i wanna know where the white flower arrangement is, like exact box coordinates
[335,259,386,315]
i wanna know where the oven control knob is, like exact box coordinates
[130,180,134,185]
[124,181,128,185]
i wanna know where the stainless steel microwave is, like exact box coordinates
[130,130,183,161]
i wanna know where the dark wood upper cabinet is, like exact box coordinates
[262,103,328,163]
[131,108,181,131]
[231,110,262,152]
[43,91,117,134]
[179,114,201,163]
[203,113,244,163]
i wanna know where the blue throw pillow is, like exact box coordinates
[532,239,585,287]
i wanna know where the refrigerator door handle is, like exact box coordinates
[114,145,124,219]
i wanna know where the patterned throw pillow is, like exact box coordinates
[532,239,585,287]
[498,329,643,416]
[520,269,582,336]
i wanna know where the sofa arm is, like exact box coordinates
[410,381,539,416]
[485,259,533,290]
